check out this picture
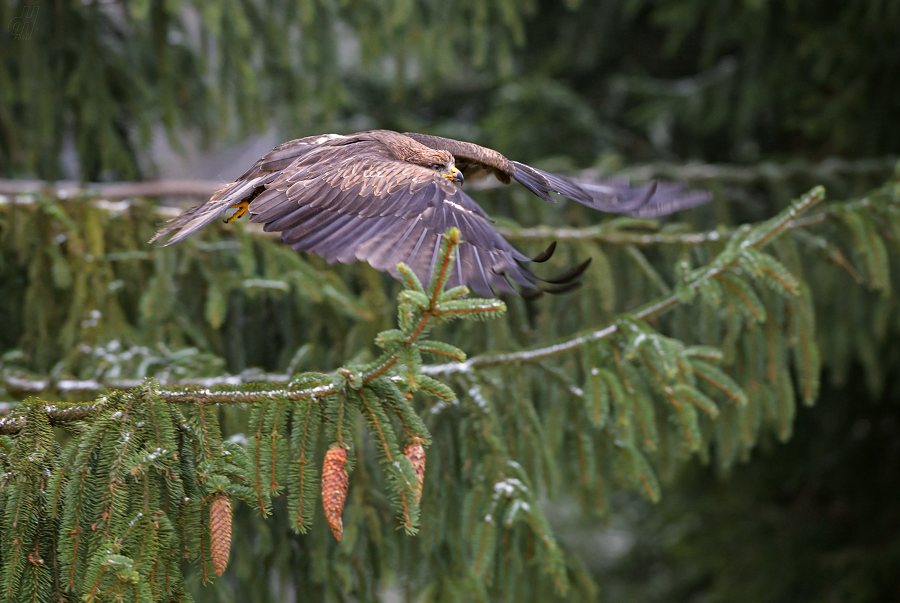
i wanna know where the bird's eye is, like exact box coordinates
[431,163,442,170]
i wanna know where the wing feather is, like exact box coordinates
[329,219,386,263]
[294,214,359,253]
[399,230,439,287]
[248,189,288,218]
[403,133,711,217]
[466,245,494,297]
[372,216,425,272]
[310,216,365,257]
[406,228,431,266]
[264,203,320,233]
[282,210,332,246]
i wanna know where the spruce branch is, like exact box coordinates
[2,176,899,598]
[0,230,499,432]
[423,186,825,375]
[6,182,898,414]
[0,225,509,596]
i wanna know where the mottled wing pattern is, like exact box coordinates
[151,129,709,296]
[247,141,559,296]
[151,135,569,296]
[403,133,711,217]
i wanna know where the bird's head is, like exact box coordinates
[420,150,463,184]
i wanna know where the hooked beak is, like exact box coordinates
[444,167,464,184]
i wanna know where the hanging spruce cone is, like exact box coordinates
[404,439,426,506]
[322,445,349,541]
[210,494,232,577]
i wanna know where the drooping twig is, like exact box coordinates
[422,186,825,375]
[0,230,503,434]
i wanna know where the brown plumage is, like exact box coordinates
[150,130,710,296]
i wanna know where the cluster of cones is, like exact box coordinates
[208,439,426,577]
[322,441,425,541]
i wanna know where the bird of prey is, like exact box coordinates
[150,130,709,296]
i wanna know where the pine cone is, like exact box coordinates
[210,494,232,577]
[404,440,426,505]
[322,445,349,541]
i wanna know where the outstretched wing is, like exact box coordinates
[402,132,711,217]
[151,136,584,296]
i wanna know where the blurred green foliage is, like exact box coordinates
[2,0,900,601]
[3,174,900,602]
[2,0,899,179]
[570,368,900,603]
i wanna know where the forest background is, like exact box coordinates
[1,0,900,601]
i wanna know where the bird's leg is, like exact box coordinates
[224,200,250,224]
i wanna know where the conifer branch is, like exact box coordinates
[0,177,889,442]
[0,182,887,433]
[0,227,519,598]
[1,230,500,431]
[496,188,875,244]
[423,186,825,375]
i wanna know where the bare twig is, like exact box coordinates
[0,179,218,200]
[1,156,892,202]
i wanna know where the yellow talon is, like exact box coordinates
[224,200,250,224]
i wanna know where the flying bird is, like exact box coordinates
[150,130,709,296]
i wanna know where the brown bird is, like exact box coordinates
[150,130,709,296]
